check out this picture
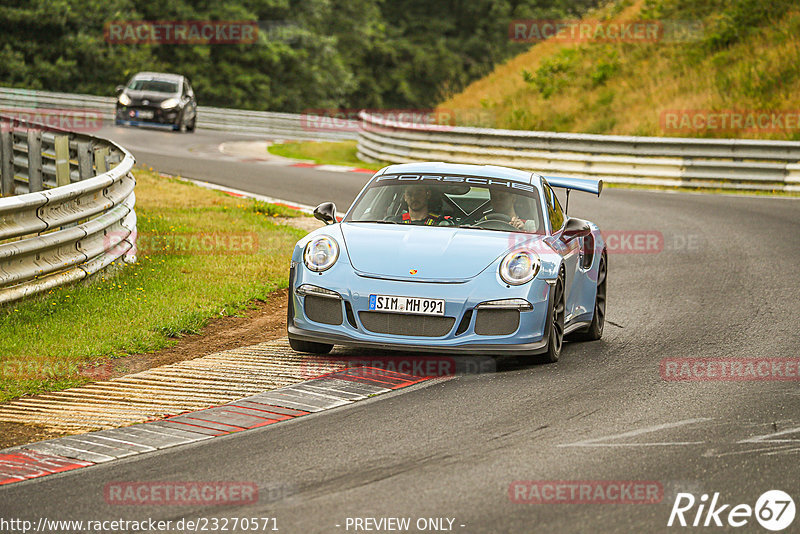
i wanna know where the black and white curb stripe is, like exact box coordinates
[0,367,432,485]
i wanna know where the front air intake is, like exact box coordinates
[304,296,343,325]
[474,309,520,336]
[358,312,455,337]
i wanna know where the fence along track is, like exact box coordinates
[0,87,356,141]
[3,87,799,190]
[357,112,800,192]
[0,113,136,304]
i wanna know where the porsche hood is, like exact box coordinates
[340,223,541,280]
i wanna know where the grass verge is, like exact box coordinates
[268,140,388,171]
[0,166,307,403]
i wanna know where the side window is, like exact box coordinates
[542,182,565,232]
[551,187,565,229]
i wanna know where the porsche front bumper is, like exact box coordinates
[287,264,555,356]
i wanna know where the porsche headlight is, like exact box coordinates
[118,93,131,106]
[303,236,339,272]
[499,249,540,285]
[160,97,180,109]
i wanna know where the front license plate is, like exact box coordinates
[136,110,154,119]
[369,294,445,316]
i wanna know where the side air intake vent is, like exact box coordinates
[305,296,343,325]
[474,309,520,336]
[455,309,473,336]
[344,300,358,328]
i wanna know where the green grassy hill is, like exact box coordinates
[439,0,800,139]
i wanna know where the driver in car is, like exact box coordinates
[398,186,448,225]
[481,188,538,232]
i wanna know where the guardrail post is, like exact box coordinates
[27,129,43,192]
[94,146,109,174]
[77,141,93,180]
[0,128,13,196]
[54,135,70,187]
[107,152,121,169]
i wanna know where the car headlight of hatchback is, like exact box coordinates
[303,236,339,272]
[160,98,180,109]
[118,93,131,106]
[499,249,540,285]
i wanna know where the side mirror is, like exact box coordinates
[115,85,124,94]
[313,202,337,225]
[562,217,591,241]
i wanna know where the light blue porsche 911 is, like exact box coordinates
[287,162,606,363]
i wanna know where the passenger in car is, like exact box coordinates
[484,189,539,232]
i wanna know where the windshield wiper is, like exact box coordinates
[351,220,401,224]
[457,225,489,230]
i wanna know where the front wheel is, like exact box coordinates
[538,274,565,363]
[289,337,333,354]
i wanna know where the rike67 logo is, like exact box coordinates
[668,490,795,531]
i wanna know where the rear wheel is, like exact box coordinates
[568,251,606,342]
[289,337,333,354]
[538,273,565,363]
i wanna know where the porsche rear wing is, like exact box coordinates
[543,176,602,215]
[544,176,603,196]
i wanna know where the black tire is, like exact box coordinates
[289,337,333,354]
[176,111,187,133]
[568,251,606,342]
[538,272,565,363]
[187,114,196,132]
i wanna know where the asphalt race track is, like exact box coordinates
[2,125,799,533]
[95,125,371,209]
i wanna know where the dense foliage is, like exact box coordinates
[442,0,800,138]
[0,0,598,112]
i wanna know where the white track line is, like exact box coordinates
[557,417,712,448]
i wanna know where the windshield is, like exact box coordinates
[344,173,545,233]
[127,79,179,93]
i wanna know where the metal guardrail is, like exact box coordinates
[0,114,136,305]
[6,88,799,191]
[0,87,357,141]
[357,112,800,192]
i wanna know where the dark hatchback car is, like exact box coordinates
[115,72,197,132]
